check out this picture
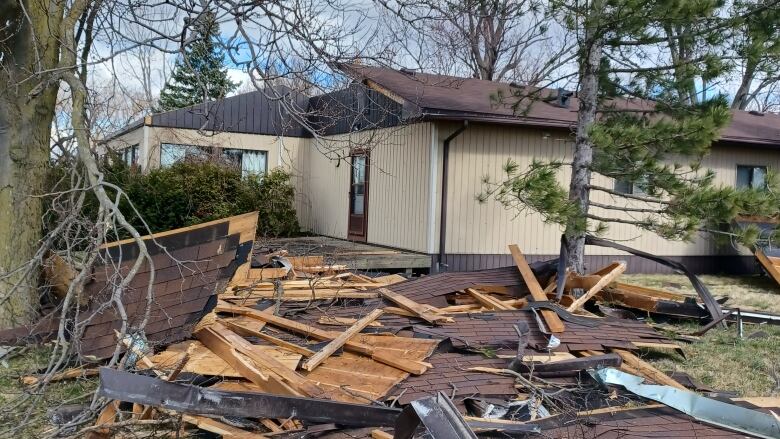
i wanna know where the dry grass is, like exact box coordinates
[623,273,780,313]
[621,273,780,396]
[0,346,97,438]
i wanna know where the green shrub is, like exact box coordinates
[72,157,300,238]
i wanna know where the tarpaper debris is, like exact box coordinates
[6,227,778,438]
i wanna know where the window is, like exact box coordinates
[614,178,647,195]
[222,148,268,177]
[736,165,767,189]
[160,143,212,167]
[122,144,138,166]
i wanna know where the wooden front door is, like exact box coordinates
[348,153,369,241]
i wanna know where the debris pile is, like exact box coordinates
[2,214,779,438]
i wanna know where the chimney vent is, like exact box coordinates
[554,88,573,108]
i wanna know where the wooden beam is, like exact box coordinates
[377,288,453,324]
[302,309,383,371]
[507,244,565,333]
[756,248,780,286]
[567,261,626,312]
[464,288,513,310]
[196,325,302,396]
[209,323,325,397]
[222,319,315,357]
[183,415,266,438]
[317,316,384,327]
[611,348,686,390]
[216,301,428,375]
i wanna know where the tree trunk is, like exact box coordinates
[0,93,58,329]
[0,2,62,328]
[565,12,603,274]
[731,59,757,110]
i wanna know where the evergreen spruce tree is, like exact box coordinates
[157,11,238,111]
[481,0,780,272]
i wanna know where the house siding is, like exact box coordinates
[303,123,434,252]
[441,122,780,259]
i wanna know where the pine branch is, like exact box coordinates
[588,185,669,204]
[589,201,663,214]
[585,213,654,227]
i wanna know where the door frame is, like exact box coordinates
[347,149,370,242]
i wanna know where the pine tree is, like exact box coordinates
[481,0,780,272]
[157,11,238,111]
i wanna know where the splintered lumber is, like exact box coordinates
[611,348,686,390]
[508,244,565,333]
[318,316,384,327]
[183,415,266,438]
[377,288,453,324]
[567,261,627,312]
[756,248,780,287]
[371,430,393,439]
[302,309,384,371]
[221,319,316,357]
[148,340,302,376]
[21,367,98,386]
[465,288,513,310]
[215,301,428,375]
[196,322,322,397]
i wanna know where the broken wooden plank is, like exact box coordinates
[567,261,626,312]
[221,319,315,358]
[611,348,686,390]
[756,248,780,287]
[508,244,565,333]
[377,288,453,324]
[148,340,302,376]
[200,322,325,397]
[183,415,266,438]
[464,288,513,310]
[195,324,303,396]
[302,309,384,371]
[216,301,428,375]
[318,316,384,327]
[21,367,98,386]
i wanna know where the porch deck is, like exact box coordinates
[255,235,432,272]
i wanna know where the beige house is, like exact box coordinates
[106,65,780,273]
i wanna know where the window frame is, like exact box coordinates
[159,143,213,167]
[736,164,768,190]
[220,148,269,177]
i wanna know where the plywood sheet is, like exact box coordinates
[148,340,301,377]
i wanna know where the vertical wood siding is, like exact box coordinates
[443,122,780,257]
[365,123,433,252]
[302,123,434,251]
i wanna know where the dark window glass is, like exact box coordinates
[736,165,768,189]
[614,179,633,194]
[221,149,268,177]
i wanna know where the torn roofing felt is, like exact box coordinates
[0,212,258,360]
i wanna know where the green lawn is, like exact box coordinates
[624,273,780,396]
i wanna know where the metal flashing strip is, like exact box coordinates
[592,367,780,439]
[97,368,401,428]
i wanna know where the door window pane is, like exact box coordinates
[351,156,366,215]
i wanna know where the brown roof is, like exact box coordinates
[339,64,780,147]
